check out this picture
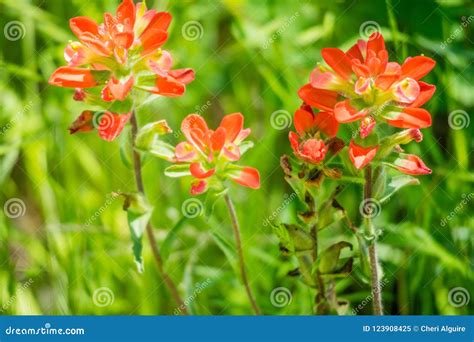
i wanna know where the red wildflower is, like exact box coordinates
[166,113,260,195]
[298,33,435,135]
[288,104,339,165]
[49,0,195,141]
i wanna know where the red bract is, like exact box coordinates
[299,33,435,134]
[167,113,260,195]
[289,104,339,165]
[349,140,378,169]
[393,154,432,175]
[49,0,195,141]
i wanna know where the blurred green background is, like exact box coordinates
[0,0,473,315]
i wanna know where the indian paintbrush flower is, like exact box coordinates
[298,32,434,175]
[161,113,260,195]
[49,0,194,141]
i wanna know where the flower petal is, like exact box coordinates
[190,180,208,195]
[168,68,195,85]
[393,154,432,175]
[219,113,244,143]
[150,75,185,97]
[313,111,339,138]
[334,100,368,123]
[69,110,95,134]
[294,108,315,134]
[383,107,432,129]
[211,127,226,152]
[298,84,338,111]
[140,29,168,55]
[175,142,198,162]
[366,32,385,56]
[116,0,136,28]
[97,112,131,141]
[49,67,104,88]
[228,166,260,189]
[321,48,353,80]
[190,162,215,179]
[401,56,436,80]
[69,16,99,39]
[349,140,378,169]
[410,82,436,107]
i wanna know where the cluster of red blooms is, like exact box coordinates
[49,0,260,194]
[290,33,434,175]
[169,114,260,195]
[49,0,194,141]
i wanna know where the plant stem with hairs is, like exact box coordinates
[130,112,188,315]
[224,193,262,315]
[364,165,383,315]
[310,224,327,314]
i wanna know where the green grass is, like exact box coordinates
[0,0,473,315]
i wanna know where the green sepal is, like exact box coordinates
[135,120,172,151]
[164,164,191,178]
[204,188,228,219]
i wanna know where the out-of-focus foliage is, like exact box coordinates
[0,0,473,315]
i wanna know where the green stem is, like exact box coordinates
[364,165,383,315]
[310,224,327,314]
[130,113,188,315]
[224,193,262,315]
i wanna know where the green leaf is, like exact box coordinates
[379,175,420,204]
[164,164,191,178]
[135,120,172,150]
[161,216,187,260]
[120,193,153,273]
[148,140,176,161]
[210,231,237,271]
[318,241,353,275]
[203,188,228,219]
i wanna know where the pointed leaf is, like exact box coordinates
[120,192,153,273]
[135,120,172,150]
[204,188,228,219]
[318,241,353,274]
[379,175,420,204]
[164,164,191,178]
